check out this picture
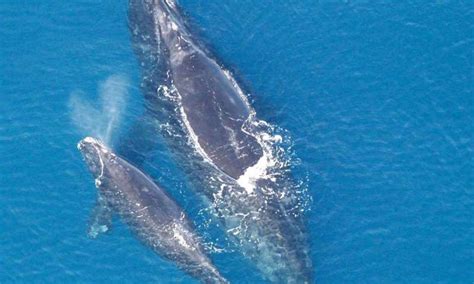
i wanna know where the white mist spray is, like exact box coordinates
[69,74,129,146]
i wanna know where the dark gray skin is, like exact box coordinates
[127,1,313,283]
[78,137,228,284]
[129,0,263,180]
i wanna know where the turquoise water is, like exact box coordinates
[1,1,473,283]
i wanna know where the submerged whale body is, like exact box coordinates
[78,137,228,284]
[128,0,313,282]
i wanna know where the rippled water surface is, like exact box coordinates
[1,1,473,283]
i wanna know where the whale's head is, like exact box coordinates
[77,137,113,182]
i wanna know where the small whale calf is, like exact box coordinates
[78,137,228,284]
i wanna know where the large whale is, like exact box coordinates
[127,0,262,179]
[127,0,313,282]
[78,137,228,284]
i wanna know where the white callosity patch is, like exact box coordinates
[78,137,110,187]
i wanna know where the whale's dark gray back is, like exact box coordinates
[127,1,313,283]
[171,48,264,179]
[78,137,228,284]
[129,0,263,179]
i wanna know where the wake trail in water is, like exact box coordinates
[69,74,130,146]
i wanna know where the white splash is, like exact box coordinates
[237,118,284,194]
[237,155,271,194]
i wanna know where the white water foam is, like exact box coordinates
[155,56,310,219]
[237,117,286,194]
[163,73,289,196]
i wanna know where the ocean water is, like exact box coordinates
[1,0,473,283]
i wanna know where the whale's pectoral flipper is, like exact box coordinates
[87,195,113,239]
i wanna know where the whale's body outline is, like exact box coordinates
[126,1,313,282]
[78,137,228,284]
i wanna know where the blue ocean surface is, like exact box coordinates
[1,0,473,283]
